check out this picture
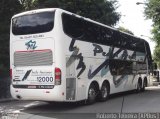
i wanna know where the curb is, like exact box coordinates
[0,98,16,103]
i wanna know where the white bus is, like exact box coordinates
[10,8,153,104]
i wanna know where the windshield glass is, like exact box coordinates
[12,11,55,35]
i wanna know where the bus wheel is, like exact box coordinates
[99,83,109,101]
[86,84,97,104]
[136,80,142,93]
[142,79,147,92]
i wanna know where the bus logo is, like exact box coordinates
[25,40,37,50]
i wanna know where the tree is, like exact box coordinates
[153,45,160,67]
[0,0,22,98]
[144,0,160,66]
[118,26,134,35]
[145,0,160,25]
[34,0,120,26]
[0,0,22,77]
[19,0,38,10]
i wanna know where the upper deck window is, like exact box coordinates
[12,11,55,35]
[62,13,146,53]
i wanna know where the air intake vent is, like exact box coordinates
[14,50,53,66]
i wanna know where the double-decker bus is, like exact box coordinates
[10,8,152,104]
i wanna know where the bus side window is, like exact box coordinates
[109,59,133,76]
[62,13,84,39]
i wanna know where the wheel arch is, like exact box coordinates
[86,80,100,99]
[101,80,110,94]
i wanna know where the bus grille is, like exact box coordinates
[14,50,53,66]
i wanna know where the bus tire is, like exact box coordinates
[98,82,110,101]
[141,78,147,92]
[136,79,142,93]
[86,84,97,104]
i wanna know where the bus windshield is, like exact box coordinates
[12,11,55,35]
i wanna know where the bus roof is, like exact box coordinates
[58,8,149,44]
[12,8,149,45]
[12,8,57,18]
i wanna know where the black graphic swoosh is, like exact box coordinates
[22,70,32,81]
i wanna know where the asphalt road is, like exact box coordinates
[1,86,160,119]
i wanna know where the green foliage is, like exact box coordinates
[153,45,160,67]
[35,0,120,26]
[118,26,134,35]
[0,0,22,98]
[19,0,38,10]
[144,0,160,66]
[0,0,22,77]
[0,0,22,22]
[151,25,160,45]
[145,0,160,25]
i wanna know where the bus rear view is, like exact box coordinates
[10,8,152,104]
[10,9,64,101]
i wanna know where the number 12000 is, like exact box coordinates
[37,77,53,82]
